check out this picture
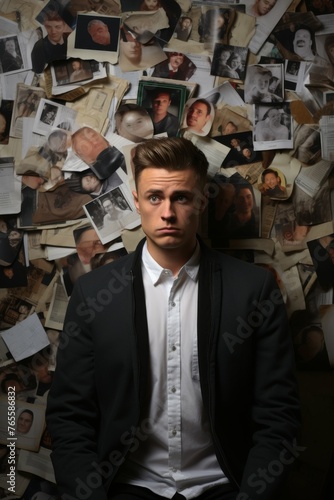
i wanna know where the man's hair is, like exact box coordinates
[19,409,34,420]
[132,137,208,188]
[43,10,64,23]
[262,168,279,182]
[190,99,211,116]
[87,19,107,33]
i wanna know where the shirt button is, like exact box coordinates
[172,429,177,436]
[171,301,176,307]
[171,386,176,393]
[171,345,177,351]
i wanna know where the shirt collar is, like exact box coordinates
[142,240,200,285]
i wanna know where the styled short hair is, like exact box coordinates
[87,19,107,33]
[132,137,208,189]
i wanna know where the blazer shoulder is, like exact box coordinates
[202,245,275,284]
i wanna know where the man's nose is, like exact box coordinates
[161,200,176,220]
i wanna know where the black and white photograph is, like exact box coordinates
[253,103,293,150]
[211,43,248,81]
[83,185,140,244]
[0,35,24,74]
[244,64,284,104]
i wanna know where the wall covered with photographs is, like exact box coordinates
[0,0,333,498]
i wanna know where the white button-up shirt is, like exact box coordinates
[115,242,228,498]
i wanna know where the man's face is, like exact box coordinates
[121,33,142,63]
[103,199,117,215]
[181,18,191,29]
[293,29,312,55]
[89,23,110,45]
[255,0,277,15]
[17,412,33,434]
[186,101,210,132]
[133,167,204,260]
[45,20,65,44]
[152,93,171,118]
[81,175,101,193]
[235,188,253,213]
[169,53,184,69]
[264,172,278,188]
[72,60,81,70]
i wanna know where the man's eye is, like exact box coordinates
[149,195,160,203]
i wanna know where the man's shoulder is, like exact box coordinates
[201,244,272,281]
[75,252,135,291]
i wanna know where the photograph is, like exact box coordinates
[74,14,120,52]
[83,185,139,244]
[152,51,197,81]
[257,167,288,199]
[244,64,284,104]
[181,97,215,137]
[211,43,248,81]
[52,58,93,85]
[137,81,187,137]
[71,126,126,179]
[253,103,293,150]
[0,35,23,74]
[0,398,46,452]
[208,174,261,245]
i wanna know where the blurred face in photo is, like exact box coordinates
[253,0,277,16]
[44,19,66,44]
[121,31,142,64]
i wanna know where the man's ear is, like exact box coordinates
[132,190,140,213]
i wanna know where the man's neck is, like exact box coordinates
[146,240,197,276]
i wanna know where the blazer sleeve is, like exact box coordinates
[238,270,301,499]
[46,279,108,500]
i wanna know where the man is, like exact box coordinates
[87,19,112,47]
[174,16,192,41]
[47,137,300,500]
[292,26,315,61]
[31,11,68,74]
[1,38,23,72]
[152,52,187,80]
[250,0,277,16]
[260,168,287,198]
[148,90,179,136]
[186,98,212,135]
[17,409,34,434]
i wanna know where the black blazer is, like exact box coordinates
[46,238,300,499]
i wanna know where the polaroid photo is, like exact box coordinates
[253,103,293,151]
[244,63,284,104]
